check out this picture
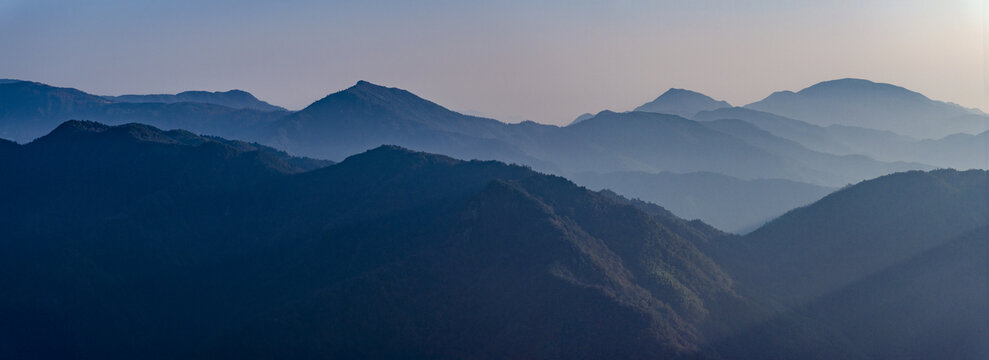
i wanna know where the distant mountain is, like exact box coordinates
[263,80,541,166]
[569,112,595,125]
[635,88,731,118]
[570,171,835,233]
[0,121,852,359]
[528,110,830,183]
[910,130,989,170]
[714,169,988,307]
[0,80,287,143]
[105,89,287,112]
[699,118,929,185]
[745,78,988,138]
[696,107,988,170]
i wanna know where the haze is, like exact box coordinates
[0,0,985,125]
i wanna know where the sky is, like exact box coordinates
[0,0,985,125]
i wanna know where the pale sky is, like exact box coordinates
[0,0,985,125]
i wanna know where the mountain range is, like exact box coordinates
[0,121,858,359]
[104,89,287,112]
[3,77,984,232]
[0,80,287,143]
[634,88,732,118]
[745,78,988,139]
[2,120,984,358]
[694,106,989,170]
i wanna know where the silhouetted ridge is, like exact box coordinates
[0,80,286,142]
[31,120,332,174]
[0,126,858,358]
[746,78,988,138]
[635,88,731,118]
[716,168,989,307]
[105,89,287,112]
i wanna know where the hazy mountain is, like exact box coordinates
[569,112,595,125]
[694,107,912,157]
[713,169,988,307]
[745,78,988,138]
[263,80,542,166]
[699,118,929,185]
[105,89,287,112]
[910,131,989,170]
[0,121,854,359]
[696,107,988,169]
[0,80,287,142]
[570,171,835,233]
[635,88,731,118]
[527,110,832,183]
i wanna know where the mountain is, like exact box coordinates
[0,80,287,143]
[264,80,541,166]
[527,110,832,183]
[699,118,929,185]
[712,169,988,307]
[635,88,731,118]
[802,226,989,359]
[0,121,858,359]
[2,79,956,231]
[745,78,988,138]
[569,112,595,125]
[700,169,989,359]
[571,171,835,233]
[694,107,910,157]
[695,107,988,170]
[105,89,287,112]
[911,131,989,170]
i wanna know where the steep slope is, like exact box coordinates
[0,80,287,142]
[745,78,988,138]
[803,226,989,360]
[0,122,853,359]
[714,169,988,307]
[571,171,835,233]
[105,89,287,112]
[635,88,731,118]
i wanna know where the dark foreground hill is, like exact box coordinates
[705,169,989,359]
[803,226,989,360]
[0,121,853,359]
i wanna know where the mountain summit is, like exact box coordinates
[264,81,531,163]
[634,88,731,118]
[105,89,287,112]
[745,78,988,138]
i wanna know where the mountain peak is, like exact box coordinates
[105,88,287,112]
[337,144,462,170]
[634,88,731,118]
[798,78,927,100]
[745,78,986,138]
[37,120,190,146]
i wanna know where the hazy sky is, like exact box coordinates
[1,0,985,125]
